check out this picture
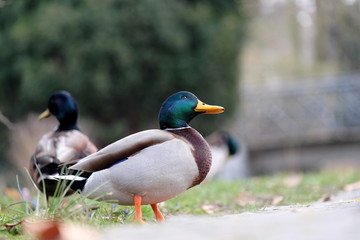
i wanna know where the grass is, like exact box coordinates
[164,167,360,214]
[1,167,360,239]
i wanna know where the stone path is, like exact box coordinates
[102,189,360,240]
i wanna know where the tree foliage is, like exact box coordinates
[0,0,247,146]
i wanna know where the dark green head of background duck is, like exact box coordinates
[159,91,224,129]
[39,91,80,131]
[221,132,240,155]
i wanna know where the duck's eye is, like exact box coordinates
[181,95,187,99]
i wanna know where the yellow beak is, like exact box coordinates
[194,100,225,114]
[38,109,51,120]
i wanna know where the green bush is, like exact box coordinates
[0,0,247,146]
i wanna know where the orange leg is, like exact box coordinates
[151,203,165,222]
[133,195,146,224]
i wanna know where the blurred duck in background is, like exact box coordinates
[29,91,97,197]
[205,131,240,180]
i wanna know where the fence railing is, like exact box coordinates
[234,73,360,150]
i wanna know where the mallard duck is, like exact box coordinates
[205,132,239,180]
[59,91,224,223]
[29,91,97,196]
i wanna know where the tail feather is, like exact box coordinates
[31,155,64,195]
[31,155,92,194]
[54,168,92,192]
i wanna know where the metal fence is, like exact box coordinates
[234,73,360,150]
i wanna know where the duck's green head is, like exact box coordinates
[221,132,240,155]
[39,91,80,131]
[159,91,224,129]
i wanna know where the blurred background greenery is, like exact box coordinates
[2,0,360,185]
[0,0,248,178]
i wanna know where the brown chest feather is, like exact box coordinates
[168,128,212,187]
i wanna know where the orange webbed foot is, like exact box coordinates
[134,218,147,224]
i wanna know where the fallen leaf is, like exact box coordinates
[22,220,61,240]
[271,195,284,205]
[318,195,331,202]
[60,199,69,208]
[236,192,284,207]
[4,188,22,200]
[90,206,100,211]
[4,219,25,228]
[201,202,221,214]
[344,181,360,192]
[23,219,100,240]
[282,174,303,188]
[60,200,83,212]
[236,192,266,206]
[69,204,83,212]
[236,192,264,207]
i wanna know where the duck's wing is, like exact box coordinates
[34,130,97,163]
[70,129,176,172]
[31,130,97,179]
[56,130,98,162]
